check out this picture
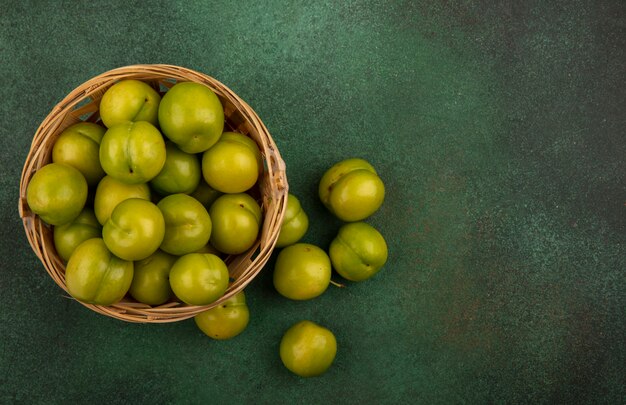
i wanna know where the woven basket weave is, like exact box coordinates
[18,64,288,323]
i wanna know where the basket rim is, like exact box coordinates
[19,64,288,323]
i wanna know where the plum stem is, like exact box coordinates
[329,279,346,288]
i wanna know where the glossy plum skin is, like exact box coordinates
[157,193,212,255]
[26,162,88,226]
[275,194,309,248]
[150,142,201,195]
[273,243,331,301]
[53,208,102,262]
[99,121,167,184]
[65,238,134,306]
[52,122,106,186]
[99,79,161,128]
[158,82,224,154]
[129,250,177,305]
[93,175,151,225]
[169,253,229,305]
[319,158,385,222]
[208,193,261,255]
[201,132,261,193]
[102,198,165,261]
[194,291,250,340]
[329,222,388,282]
[279,320,337,377]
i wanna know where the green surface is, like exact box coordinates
[1,0,624,403]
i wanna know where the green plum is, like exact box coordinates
[150,142,201,195]
[102,198,165,261]
[209,193,261,255]
[93,175,151,225]
[189,180,223,208]
[276,193,309,248]
[319,158,385,222]
[53,208,101,262]
[26,162,88,225]
[99,121,166,184]
[201,132,261,193]
[169,253,229,305]
[194,291,249,340]
[129,250,177,305]
[329,222,388,281]
[157,193,212,255]
[273,243,331,300]
[51,122,106,186]
[99,79,161,128]
[280,320,337,377]
[158,82,224,154]
[65,238,134,306]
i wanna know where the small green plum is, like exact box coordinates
[99,121,166,184]
[65,238,134,306]
[99,79,161,128]
[158,82,224,153]
[189,180,223,209]
[51,122,106,186]
[194,291,249,340]
[53,208,101,262]
[209,193,261,255]
[169,253,229,305]
[319,158,385,222]
[26,162,88,225]
[329,222,388,281]
[201,132,261,193]
[93,175,151,225]
[280,320,337,377]
[102,198,165,261]
[157,193,212,255]
[276,194,309,248]
[273,243,331,300]
[129,250,177,305]
[150,142,201,195]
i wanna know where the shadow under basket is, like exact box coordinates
[18,64,288,323]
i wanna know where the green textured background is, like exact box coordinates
[1,0,624,403]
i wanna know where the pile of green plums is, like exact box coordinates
[26,77,389,379]
[271,157,388,378]
[27,79,263,339]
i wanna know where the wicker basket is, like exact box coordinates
[18,64,288,323]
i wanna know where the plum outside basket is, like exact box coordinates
[18,64,288,323]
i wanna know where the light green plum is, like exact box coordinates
[273,243,331,301]
[280,320,337,378]
[53,208,101,262]
[169,253,229,305]
[319,158,385,222]
[102,198,165,261]
[158,82,224,154]
[201,132,262,193]
[51,122,106,186]
[157,193,212,255]
[276,194,309,248]
[329,222,388,282]
[99,79,161,128]
[65,238,134,306]
[99,121,166,184]
[26,163,88,225]
[93,175,151,225]
[150,142,201,195]
[209,193,261,255]
[194,291,249,340]
[129,250,177,305]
